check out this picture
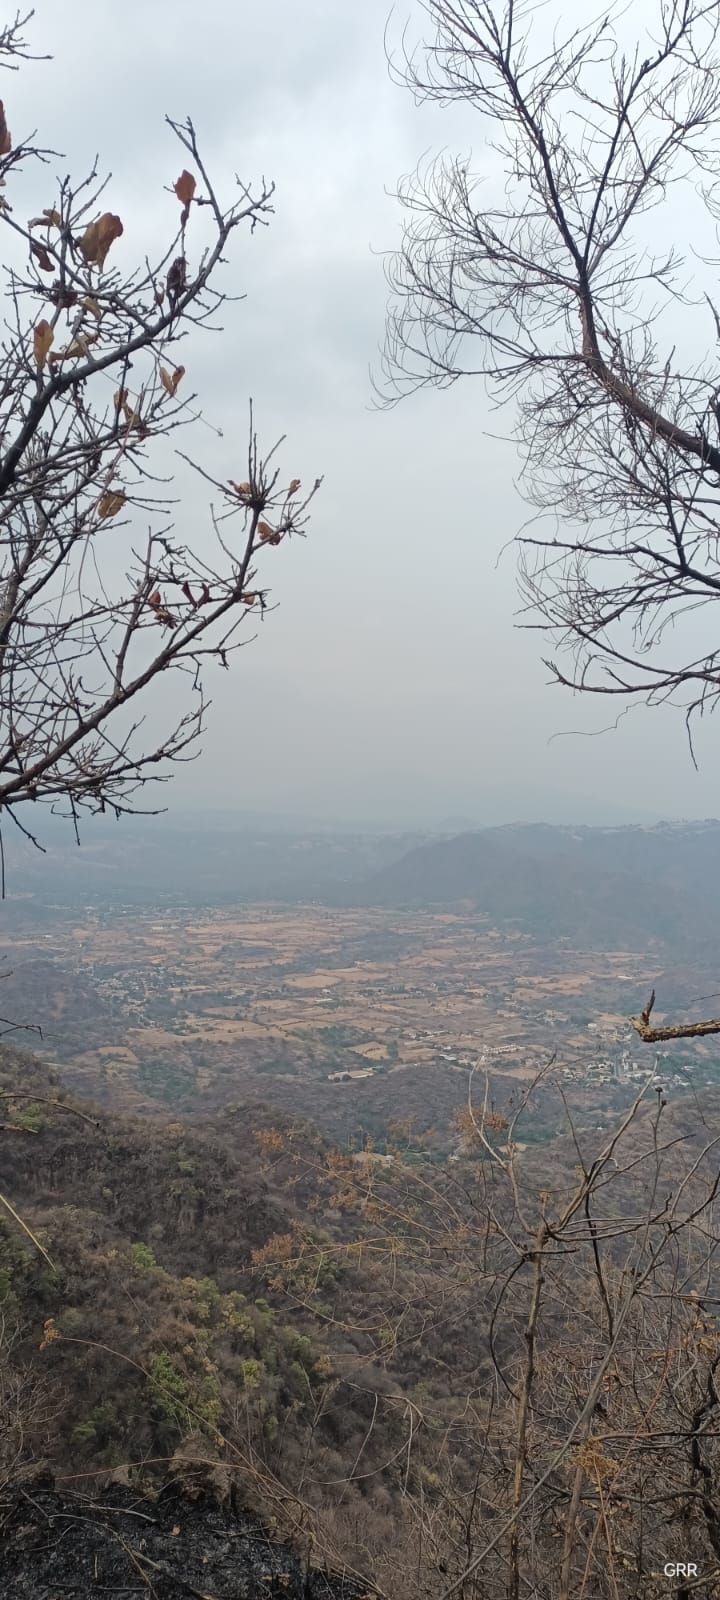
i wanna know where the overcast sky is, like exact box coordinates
[8,0,720,831]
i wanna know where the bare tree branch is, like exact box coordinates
[380,0,720,736]
[0,25,320,879]
[631,985,720,1039]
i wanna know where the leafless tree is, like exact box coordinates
[255,1070,720,1597]
[0,10,320,872]
[380,0,720,751]
[0,1309,60,1490]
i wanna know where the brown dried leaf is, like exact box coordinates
[147,589,176,626]
[78,220,100,264]
[79,212,123,269]
[33,319,54,370]
[30,208,62,229]
[257,521,275,542]
[48,334,98,363]
[95,212,123,266]
[159,364,185,398]
[30,241,54,273]
[80,296,103,321]
[114,389,139,429]
[288,478,301,495]
[174,170,196,208]
[0,102,11,157]
[97,489,126,520]
[228,480,253,500]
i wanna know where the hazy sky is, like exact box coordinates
[9,0,720,830]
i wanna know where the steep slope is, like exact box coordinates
[0,1044,429,1587]
[4,1040,720,1596]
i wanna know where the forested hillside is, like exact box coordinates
[348,821,720,949]
[3,1040,720,1595]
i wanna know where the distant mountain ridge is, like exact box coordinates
[5,814,720,954]
[1,819,431,908]
[343,819,720,951]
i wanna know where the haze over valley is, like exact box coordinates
[4,814,719,1158]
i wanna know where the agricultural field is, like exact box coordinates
[0,901,685,1151]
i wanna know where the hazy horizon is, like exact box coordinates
[16,795,712,841]
[164,795,691,831]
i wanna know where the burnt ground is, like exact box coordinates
[0,1478,372,1600]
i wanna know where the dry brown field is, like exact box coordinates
[0,904,666,1145]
